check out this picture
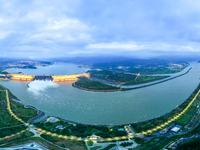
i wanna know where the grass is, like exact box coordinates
[106,73,136,82]
[131,83,200,133]
[90,146,102,150]
[175,106,197,127]
[88,69,169,85]
[10,100,38,122]
[35,121,126,138]
[41,134,86,150]
[124,75,169,85]
[0,125,26,138]
[0,136,65,150]
[0,90,21,127]
[101,144,116,150]
[0,85,37,127]
[87,140,93,146]
[73,77,120,91]
[138,98,200,149]
[176,138,200,150]
[0,131,34,146]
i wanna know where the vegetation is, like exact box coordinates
[0,136,65,150]
[0,125,26,138]
[0,85,38,127]
[90,146,102,150]
[120,142,133,147]
[131,83,200,133]
[92,60,189,74]
[41,134,86,150]
[0,91,21,127]
[1,60,199,149]
[34,121,127,138]
[124,75,169,85]
[176,138,200,150]
[128,67,180,74]
[87,140,93,146]
[73,72,169,91]
[10,101,38,122]
[88,70,169,85]
[101,144,116,150]
[88,70,137,82]
[0,131,34,146]
[73,77,120,91]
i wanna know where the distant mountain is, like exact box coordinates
[49,56,190,67]
[50,56,135,64]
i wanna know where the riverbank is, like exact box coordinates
[72,77,121,92]
[73,67,192,92]
[122,67,192,91]
[0,84,45,125]
[123,75,169,85]
[32,82,200,142]
[1,75,200,142]
[1,74,199,150]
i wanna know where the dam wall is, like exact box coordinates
[8,74,35,81]
[3,73,90,82]
[52,73,90,82]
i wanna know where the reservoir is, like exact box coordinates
[0,62,200,125]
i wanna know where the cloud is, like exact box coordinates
[86,42,139,50]
[86,42,200,53]
[1,0,200,58]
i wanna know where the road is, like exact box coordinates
[1,87,200,143]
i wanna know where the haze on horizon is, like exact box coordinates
[1,0,200,59]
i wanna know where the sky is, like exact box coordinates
[1,0,200,59]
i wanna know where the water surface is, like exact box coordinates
[0,62,200,125]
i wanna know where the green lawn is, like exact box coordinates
[41,134,86,150]
[0,125,26,138]
[0,85,38,127]
[0,131,34,146]
[73,77,120,91]
[124,75,169,85]
[10,101,38,122]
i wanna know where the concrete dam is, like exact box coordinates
[3,73,90,82]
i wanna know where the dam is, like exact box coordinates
[4,73,90,82]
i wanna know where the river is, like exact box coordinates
[0,62,200,125]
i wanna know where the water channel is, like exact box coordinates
[0,62,200,125]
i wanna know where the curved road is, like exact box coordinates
[0,87,199,142]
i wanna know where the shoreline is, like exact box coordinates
[36,82,200,128]
[122,75,169,86]
[72,67,192,92]
[0,66,193,127]
[25,105,45,123]
[0,72,198,129]
[121,67,192,91]
[37,82,199,127]
[72,83,121,92]
[3,87,46,123]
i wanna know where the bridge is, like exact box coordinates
[5,73,90,82]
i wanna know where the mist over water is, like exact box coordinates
[27,80,59,95]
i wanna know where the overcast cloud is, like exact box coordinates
[1,0,200,58]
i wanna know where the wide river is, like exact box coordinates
[0,62,200,125]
